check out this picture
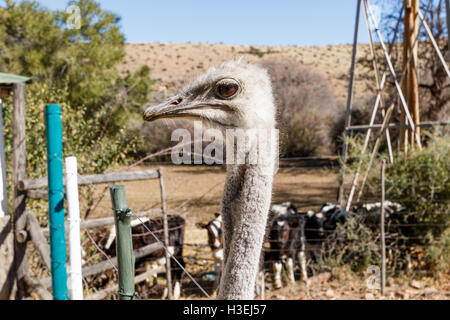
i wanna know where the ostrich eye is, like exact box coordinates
[216,79,240,99]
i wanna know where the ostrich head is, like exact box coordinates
[143,60,277,300]
[143,60,276,131]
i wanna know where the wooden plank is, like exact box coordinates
[12,82,28,299]
[84,266,165,300]
[18,169,160,191]
[41,209,161,236]
[26,189,48,200]
[40,242,164,288]
[26,210,51,270]
[346,121,450,131]
[355,104,395,202]
[23,274,52,300]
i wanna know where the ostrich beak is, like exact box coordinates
[143,95,188,122]
[143,95,232,122]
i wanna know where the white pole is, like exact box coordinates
[65,156,83,300]
[0,98,8,217]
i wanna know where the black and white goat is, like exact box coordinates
[196,213,223,289]
[267,202,308,288]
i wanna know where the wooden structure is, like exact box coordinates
[0,73,30,299]
[339,0,450,209]
[401,0,420,152]
[0,72,172,299]
[17,168,169,300]
[0,73,30,219]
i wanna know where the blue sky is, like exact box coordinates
[36,0,374,46]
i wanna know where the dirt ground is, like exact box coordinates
[85,165,449,300]
[88,164,340,246]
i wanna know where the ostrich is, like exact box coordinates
[143,60,277,300]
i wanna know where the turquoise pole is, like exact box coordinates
[46,104,69,300]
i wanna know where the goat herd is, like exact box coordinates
[102,200,404,299]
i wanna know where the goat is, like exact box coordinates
[267,203,308,289]
[196,213,223,290]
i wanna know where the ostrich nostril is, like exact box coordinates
[170,97,183,106]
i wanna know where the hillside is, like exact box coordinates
[118,43,376,103]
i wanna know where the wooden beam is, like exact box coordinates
[84,266,165,300]
[26,210,51,270]
[41,209,161,236]
[23,274,52,300]
[18,169,160,191]
[346,121,450,131]
[356,104,395,203]
[26,189,48,200]
[12,82,28,299]
[40,242,164,289]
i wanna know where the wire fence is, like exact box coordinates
[20,151,448,300]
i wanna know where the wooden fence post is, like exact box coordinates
[12,82,28,299]
[380,159,386,296]
[158,168,172,300]
[0,97,7,217]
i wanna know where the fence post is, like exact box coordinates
[0,98,7,217]
[110,185,136,300]
[65,156,83,300]
[380,159,386,295]
[158,168,172,300]
[12,83,28,298]
[45,104,69,300]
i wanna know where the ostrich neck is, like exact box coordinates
[218,134,275,300]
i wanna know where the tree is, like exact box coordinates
[0,0,153,178]
[365,0,449,124]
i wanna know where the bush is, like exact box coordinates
[321,213,380,273]
[2,83,139,220]
[382,135,450,241]
[260,58,339,157]
[329,134,450,276]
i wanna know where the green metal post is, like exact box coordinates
[110,185,136,300]
[46,104,69,300]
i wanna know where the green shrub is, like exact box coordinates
[330,134,450,276]
[321,213,380,273]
